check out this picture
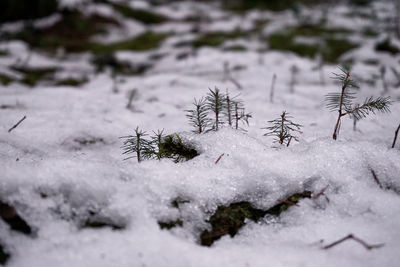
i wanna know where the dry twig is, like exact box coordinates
[8,115,27,133]
[215,153,225,164]
[323,234,384,250]
[392,123,400,148]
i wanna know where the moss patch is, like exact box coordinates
[0,0,58,23]
[176,31,247,49]
[90,32,169,53]
[267,25,357,63]
[55,77,87,87]
[5,9,119,53]
[158,219,183,230]
[0,73,15,86]
[11,66,57,86]
[158,134,199,162]
[200,191,312,246]
[110,2,168,24]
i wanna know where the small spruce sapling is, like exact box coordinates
[151,129,165,160]
[206,87,226,131]
[262,111,302,146]
[325,67,391,140]
[186,98,211,133]
[233,100,251,130]
[121,127,154,162]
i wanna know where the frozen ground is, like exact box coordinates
[0,0,400,266]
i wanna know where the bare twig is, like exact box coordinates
[370,168,383,189]
[392,123,400,148]
[323,234,384,250]
[286,136,293,147]
[223,62,243,90]
[269,73,277,103]
[215,153,225,164]
[313,186,329,199]
[8,115,27,133]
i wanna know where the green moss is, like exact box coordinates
[0,73,15,86]
[55,77,87,87]
[158,134,199,163]
[91,52,152,75]
[111,2,168,24]
[11,66,57,87]
[158,219,183,230]
[91,32,169,53]
[175,31,247,49]
[222,0,298,12]
[223,45,247,52]
[5,10,119,53]
[0,50,8,56]
[200,191,312,246]
[267,25,357,63]
[375,38,400,55]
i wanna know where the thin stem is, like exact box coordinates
[280,112,285,144]
[333,71,350,140]
[227,95,232,127]
[235,103,239,130]
[323,234,384,250]
[270,74,276,103]
[392,123,400,148]
[8,115,27,133]
[196,104,202,134]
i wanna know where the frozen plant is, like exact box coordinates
[233,100,251,130]
[262,111,302,146]
[186,98,211,134]
[206,87,226,131]
[120,127,154,162]
[325,67,391,140]
[151,129,165,160]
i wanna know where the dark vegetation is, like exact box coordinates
[0,0,58,23]
[267,24,357,63]
[0,201,32,235]
[200,191,312,246]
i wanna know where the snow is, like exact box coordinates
[1,0,400,266]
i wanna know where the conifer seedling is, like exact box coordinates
[206,87,226,131]
[121,127,154,162]
[325,67,391,140]
[186,98,211,134]
[262,111,302,146]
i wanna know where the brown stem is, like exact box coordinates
[235,103,239,130]
[226,95,232,127]
[280,112,285,145]
[323,234,384,250]
[392,123,400,148]
[332,71,350,140]
[196,104,202,134]
[286,136,293,147]
[215,153,225,164]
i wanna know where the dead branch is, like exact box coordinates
[392,123,400,148]
[370,168,383,189]
[313,186,329,199]
[323,234,384,250]
[215,153,225,164]
[8,115,27,133]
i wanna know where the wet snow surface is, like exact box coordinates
[1,0,400,266]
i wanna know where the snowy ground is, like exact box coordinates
[1,0,400,266]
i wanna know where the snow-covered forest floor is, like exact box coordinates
[1,0,400,266]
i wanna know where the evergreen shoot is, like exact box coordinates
[185,98,211,134]
[120,127,154,162]
[325,67,392,140]
[262,111,302,146]
[206,87,226,131]
[151,129,165,160]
